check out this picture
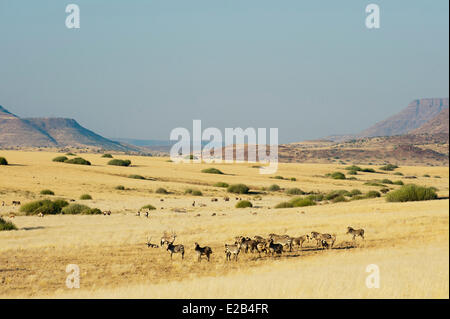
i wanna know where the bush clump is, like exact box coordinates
[386,184,438,202]
[394,172,404,176]
[20,199,69,215]
[155,187,168,194]
[185,188,203,196]
[268,184,281,191]
[235,200,253,208]
[0,157,8,165]
[366,191,381,198]
[40,189,55,195]
[274,202,294,209]
[350,189,362,196]
[80,194,92,200]
[61,203,102,215]
[380,179,393,184]
[393,180,404,185]
[201,168,224,174]
[52,156,68,163]
[327,172,346,180]
[66,153,76,156]
[115,185,126,190]
[285,188,305,195]
[380,164,398,171]
[108,159,131,167]
[360,168,376,173]
[0,216,17,231]
[290,177,297,181]
[273,176,285,180]
[227,184,250,194]
[345,165,362,171]
[65,157,91,165]
[214,182,229,188]
[332,195,347,203]
[128,174,146,180]
[102,154,113,158]
[141,204,156,210]
[289,197,317,207]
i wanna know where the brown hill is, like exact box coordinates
[409,107,449,135]
[358,98,449,137]
[0,105,138,152]
[0,105,57,147]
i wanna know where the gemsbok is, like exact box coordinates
[146,236,159,248]
[165,235,185,260]
[194,242,213,262]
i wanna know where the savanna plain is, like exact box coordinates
[0,150,448,298]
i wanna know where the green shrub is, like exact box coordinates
[108,159,131,167]
[52,156,68,163]
[380,179,393,184]
[327,172,346,180]
[214,182,229,188]
[80,194,92,200]
[423,174,430,177]
[364,182,385,187]
[273,176,285,180]
[290,177,297,181]
[306,194,324,202]
[185,188,203,196]
[434,176,441,178]
[20,199,69,215]
[394,172,404,176]
[350,195,366,201]
[65,157,91,165]
[0,216,17,231]
[201,168,224,174]
[332,195,347,203]
[289,197,317,207]
[227,184,250,194]
[0,157,8,165]
[61,203,102,215]
[345,165,362,171]
[380,164,398,171]
[393,180,404,185]
[386,184,438,202]
[141,204,156,210]
[274,202,294,209]
[102,154,113,158]
[325,190,350,200]
[360,168,376,173]
[285,188,305,195]
[235,200,253,208]
[40,189,54,195]
[115,185,126,190]
[350,189,362,196]
[155,187,168,194]
[347,170,357,175]
[66,153,76,156]
[128,174,146,180]
[366,191,381,198]
[268,184,281,191]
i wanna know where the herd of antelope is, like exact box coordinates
[147,226,365,262]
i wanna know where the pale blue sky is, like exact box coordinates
[0,0,448,143]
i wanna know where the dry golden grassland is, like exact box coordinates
[0,150,448,298]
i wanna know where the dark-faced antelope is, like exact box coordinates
[136,211,141,216]
[194,242,213,262]
[103,210,111,216]
[347,227,365,240]
[12,201,20,206]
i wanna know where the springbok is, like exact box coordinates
[194,242,213,262]
[347,227,365,240]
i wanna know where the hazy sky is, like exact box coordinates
[0,0,448,143]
